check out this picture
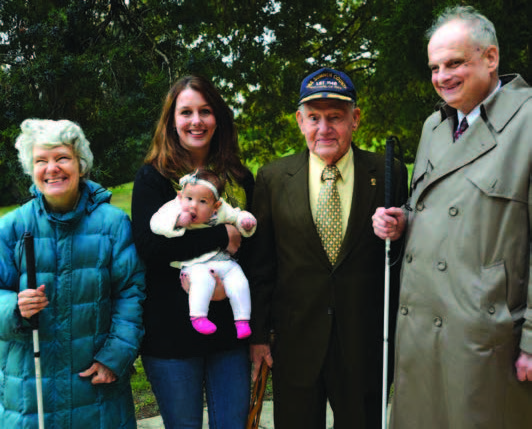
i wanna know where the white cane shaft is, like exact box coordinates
[33,330,45,429]
[382,238,391,429]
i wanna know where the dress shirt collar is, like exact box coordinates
[309,146,353,182]
[457,79,501,126]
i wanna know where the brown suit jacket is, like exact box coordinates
[249,144,406,395]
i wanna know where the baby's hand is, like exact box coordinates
[176,211,193,228]
[240,216,257,231]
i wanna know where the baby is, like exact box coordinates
[150,169,256,339]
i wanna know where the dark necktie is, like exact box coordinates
[454,117,469,141]
[316,165,342,265]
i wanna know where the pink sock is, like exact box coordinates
[191,317,217,335]
[235,320,252,339]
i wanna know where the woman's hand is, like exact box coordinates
[225,224,242,255]
[79,362,117,384]
[18,285,48,318]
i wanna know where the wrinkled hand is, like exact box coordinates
[18,285,48,319]
[225,224,242,255]
[372,207,406,241]
[79,362,117,384]
[250,344,273,382]
[515,351,532,381]
[240,216,257,232]
[180,270,227,301]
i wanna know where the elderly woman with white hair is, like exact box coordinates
[0,119,145,428]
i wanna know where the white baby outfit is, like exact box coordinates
[150,197,256,321]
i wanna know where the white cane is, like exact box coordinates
[382,236,391,429]
[381,138,395,429]
[24,232,45,429]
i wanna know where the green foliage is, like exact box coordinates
[1,0,530,203]
[0,0,166,200]
[362,0,532,161]
[0,124,32,205]
[239,113,305,175]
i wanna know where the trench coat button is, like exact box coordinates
[400,306,409,315]
[488,306,496,315]
[416,201,425,211]
[437,260,447,271]
[449,207,459,216]
[434,317,442,327]
[406,254,413,263]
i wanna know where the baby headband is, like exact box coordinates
[179,170,220,200]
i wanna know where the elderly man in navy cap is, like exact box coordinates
[248,68,407,428]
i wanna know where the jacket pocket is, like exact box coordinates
[472,261,513,347]
[466,163,527,203]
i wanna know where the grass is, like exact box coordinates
[109,182,134,218]
[131,359,160,419]
[0,204,17,218]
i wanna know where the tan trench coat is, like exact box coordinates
[391,74,532,429]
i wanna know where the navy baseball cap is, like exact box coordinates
[298,67,357,105]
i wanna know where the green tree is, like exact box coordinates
[1,0,530,205]
[0,0,167,201]
[362,0,532,162]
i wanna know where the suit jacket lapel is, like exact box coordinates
[336,146,377,267]
[283,152,331,266]
[283,147,379,269]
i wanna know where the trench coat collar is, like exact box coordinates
[283,144,377,270]
[482,74,532,132]
[414,74,529,197]
[439,74,531,131]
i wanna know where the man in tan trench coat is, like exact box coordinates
[373,5,532,429]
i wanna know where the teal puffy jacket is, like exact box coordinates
[0,180,145,428]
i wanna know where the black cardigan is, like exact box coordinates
[131,164,255,358]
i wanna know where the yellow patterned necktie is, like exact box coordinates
[316,165,342,265]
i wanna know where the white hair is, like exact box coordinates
[426,5,498,49]
[15,119,94,178]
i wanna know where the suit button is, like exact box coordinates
[328,307,334,315]
[434,317,443,327]
[400,306,409,315]
[449,207,459,216]
[488,306,496,315]
[437,260,447,271]
[406,254,413,263]
[416,201,425,211]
